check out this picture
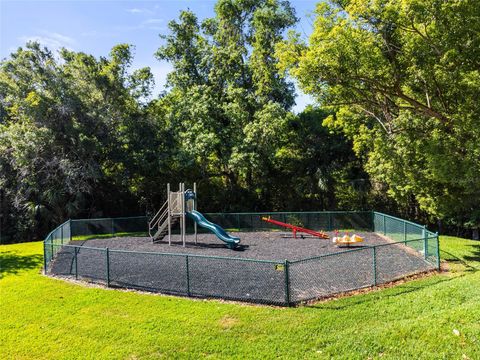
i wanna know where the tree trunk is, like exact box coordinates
[472,228,479,240]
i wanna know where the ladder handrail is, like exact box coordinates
[149,200,168,228]
[149,207,169,231]
[148,196,180,238]
[149,212,165,238]
[148,204,168,238]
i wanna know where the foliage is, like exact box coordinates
[153,1,364,213]
[0,0,404,242]
[278,0,480,231]
[0,43,157,240]
[154,1,298,210]
[1,237,479,358]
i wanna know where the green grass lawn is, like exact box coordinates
[1,237,479,359]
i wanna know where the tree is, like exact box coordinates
[0,1,400,242]
[0,42,156,240]
[277,0,480,234]
[155,0,298,211]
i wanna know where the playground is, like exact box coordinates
[48,229,433,304]
[67,230,381,260]
[44,183,440,305]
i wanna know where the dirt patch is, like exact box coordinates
[218,315,239,329]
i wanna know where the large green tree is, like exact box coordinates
[0,43,157,240]
[155,0,298,210]
[278,0,480,234]
[0,1,382,242]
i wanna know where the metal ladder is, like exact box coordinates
[148,197,179,242]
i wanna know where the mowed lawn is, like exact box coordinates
[1,237,479,359]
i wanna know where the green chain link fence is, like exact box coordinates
[44,211,440,306]
[203,211,372,232]
[372,212,440,269]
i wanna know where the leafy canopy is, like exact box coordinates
[154,0,299,209]
[0,42,156,239]
[278,0,480,227]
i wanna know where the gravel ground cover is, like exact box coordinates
[48,231,433,305]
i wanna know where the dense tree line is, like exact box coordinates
[278,0,480,238]
[1,0,477,242]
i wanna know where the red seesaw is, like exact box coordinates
[261,217,329,239]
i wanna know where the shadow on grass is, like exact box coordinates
[461,242,480,265]
[308,245,480,310]
[307,275,455,310]
[0,251,43,278]
[440,245,480,272]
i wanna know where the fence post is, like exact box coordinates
[284,260,290,306]
[423,226,428,259]
[111,218,115,237]
[435,232,440,270]
[383,214,386,235]
[69,219,72,242]
[43,241,47,274]
[403,221,407,244]
[74,247,78,280]
[61,225,64,245]
[328,212,332,231]
[105,248,110,287]
[372,246,377,286]
[186,255,190,296]
[237,214,240,230]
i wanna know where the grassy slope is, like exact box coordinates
[0,237,479,359]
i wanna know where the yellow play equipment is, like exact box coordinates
[332,231,364,246]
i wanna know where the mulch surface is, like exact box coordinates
[48,230,434,305]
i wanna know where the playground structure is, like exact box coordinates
[261,217,329,239]
[148,183,240,248]
[44,211,440,306]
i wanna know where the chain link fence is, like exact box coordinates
[44,211,440,306]
[204,211,372,232]
[70,216,148,240]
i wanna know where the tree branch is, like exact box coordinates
[355,105,390,134]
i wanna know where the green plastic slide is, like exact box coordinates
[186,210,240,248]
